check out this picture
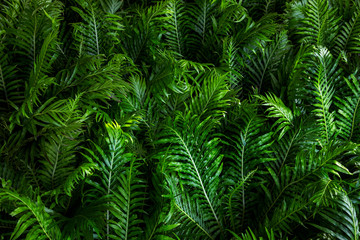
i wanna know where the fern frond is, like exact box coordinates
[109,159,146,239]
[334,9,360,59]
[246,31,290,93]
[64,162,97,196]
[221,37,243,88]
[258,93,294,139]
[222,104,273,231]
[165,175,214,240]
[38,134,79,190]
[310,47,340,144]
[121,2,166,64]
[307,174,345,209]
[189,72,230,120]
[17,30,59,117]
[0,46,21,112]
[229,227,277,240]
[165,0,190,58]
[100,0,123,14]
[84,121,132,196]
[234,13,277,59]
[6,0,62,72]
[191,0,217,43]
[72,1,104,56]
[0,182,61,240]
[335,74,360,141]
[157,113,224,238]
[298,0,340,46]
[263,143,352,228]
[310,193,360,240]
[83,120,140,238]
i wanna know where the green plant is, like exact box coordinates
[1,0,360,239]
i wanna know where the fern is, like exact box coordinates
[189,72,231,120]
[257,93,294,139]
[109,159,146,239]
[334,8,360,59]
[72,0,104,56]
[165,0,190,58]
[0,47,21,113]
[310,47,340,144]
[262,143,352,234]
[298,0,340,47]
[310,193,360,240]
[63,162,97,196]
[1,0,360,239]
[100,0,123,14]
[229,228,277,240]
[221,37,243,88]
[0,181,61,240]
[222,103,273,232]
[335,74,360,141]
[83,121,146,239]
[157,113,224,238]
[6,0,62,73]
[246,31,289,92]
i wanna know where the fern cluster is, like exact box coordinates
[1,0,360,239]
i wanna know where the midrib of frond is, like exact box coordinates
[33,16,37,64]
[276,130,298,176]
[200,79,224,116]
[171,2,182,55]
[171,128,223,234]
[50,137,62,189]
[124,165,133,240]
[202,2,207,42]
[106,152,115,240]
[91,7,100,55]
[317,179,332,205]
[239,118,252,229]
[273,201,309,228]
[317,77,331,144]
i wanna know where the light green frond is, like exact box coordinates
[310,47,340,144]
[0,182,61,240]
[258,93,294,139]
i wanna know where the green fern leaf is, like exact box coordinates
[335,74,360,141]
[334,9,360,59]
[0,182,61,240]
[310,193,360,240]
[157,113,224,238]
[310,47,340,144]
[258,93,294,139]
[297,0,341,46]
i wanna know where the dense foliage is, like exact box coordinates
[1,0,360,239]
